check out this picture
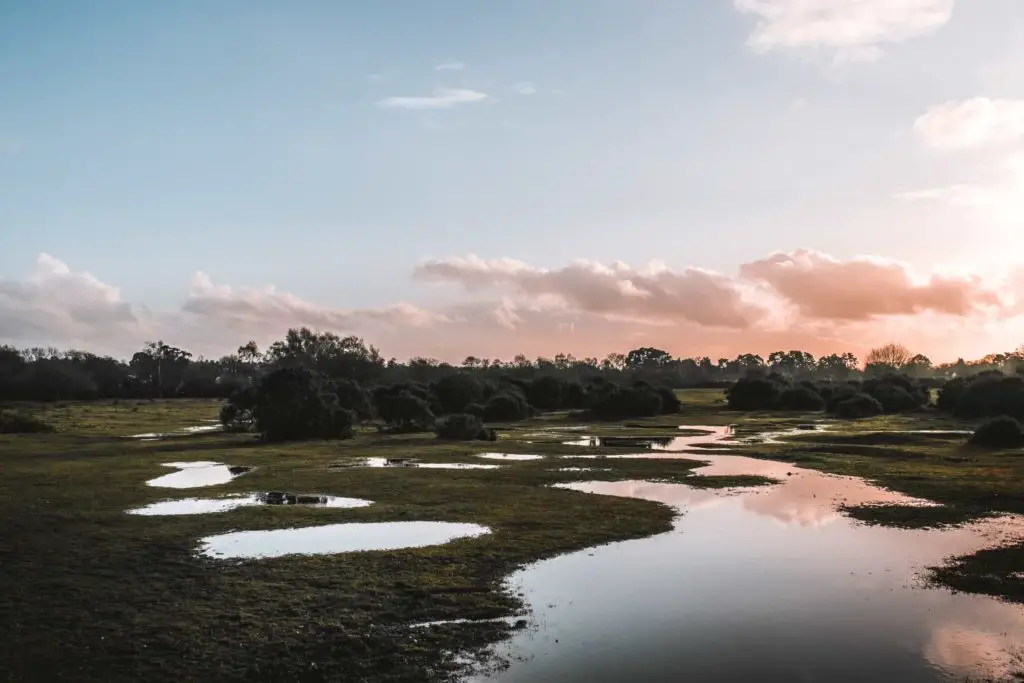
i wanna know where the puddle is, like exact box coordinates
[341,458,501,470]
[476,453,545,461]
[563,426,736,453]
[198,521,491,559]
[128,423,224,440]
[127,493,373,516]
[555,467,612,473]
[145,462,251,489]
[467,459,1024,683]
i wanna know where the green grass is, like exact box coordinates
[4,392,1024,681]
[0,396,769,682]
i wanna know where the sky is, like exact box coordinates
[2,0,1024,364]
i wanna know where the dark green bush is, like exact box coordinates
[435,413,497,441]
[969,416,1024,449]
[0,409,54,434]
[776,386,825,411]
[833,393,884,419]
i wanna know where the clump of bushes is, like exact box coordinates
[587,382,669,419]
[776,385,825,411]
[938,372,1024,421]
[222,366,355,442]
[373,384,437,433]
[969,415,1024,449]
[435,413,497,441]
[482,390,533,422]
[725,371,927,418]
[832,393,884,419]
[0,409,55,434]
[725,376,783,411]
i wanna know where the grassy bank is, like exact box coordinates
[2,391,1024,681]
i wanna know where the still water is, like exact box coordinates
[466,455,1024,683]
[199,521,491,560]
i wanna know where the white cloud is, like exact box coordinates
[377,88,490,110]
[414,254,769,329]
[434,61,465,71]
[913,98,1024,151]
[790,97,807,112]
[734,0,955,59]
[513,81,537,95]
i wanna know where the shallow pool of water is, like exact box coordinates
[467,455,1024,683]
[351,458,501,470]
[145,462,250,489]
[198,521,491,559]
[562,425,736,453]
[129,422,224,440]
[476,453,545,461]
[127,493,373,516]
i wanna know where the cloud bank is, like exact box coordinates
[734,0,955,62]
[2,249,1020,362]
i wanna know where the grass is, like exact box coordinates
[4,392,1024,681]
[0,396,767,682]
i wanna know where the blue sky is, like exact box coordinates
[2,1,1024,361]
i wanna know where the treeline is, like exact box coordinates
[218,362,683,443]
[726,366,1024,424]
[2,328,1022,403]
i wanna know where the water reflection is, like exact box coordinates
[351,457,501,470]
[468,460,1024,683]
[198,521,491,560]
[476,453,545,461]
[563,426,734,453]
[127,493,372,516]
[146,461,249,489]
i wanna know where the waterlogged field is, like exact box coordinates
[2,390,1024,682]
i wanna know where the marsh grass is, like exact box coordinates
[4,393,1024,681]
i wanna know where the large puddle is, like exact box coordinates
[198,521,491,560]
[476,453,545,461]
[467,454,1024,682]
[344,458,501,470]
[145,462,251,489]
[129,420,224,440]
[127,493,373,516]
[563,425,734,452]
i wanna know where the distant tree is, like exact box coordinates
[866,343,913,371]
[625,347,673,370]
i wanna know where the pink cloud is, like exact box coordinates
[414,255,767,328]
[739,249,1004,321]
[0,251,1021,363]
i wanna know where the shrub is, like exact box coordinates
[588,384,663,419]
[939,372,1024,421]
[376,391,435,433]
[0,409,54,434]
[776,385,825,411]
[833,393,884,419]
[435,413,497,441]
[656,386,682,414]
[969,416,1024,449]
[482,392,532,421]
[726,376,783,411]
[241,366,355,442]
